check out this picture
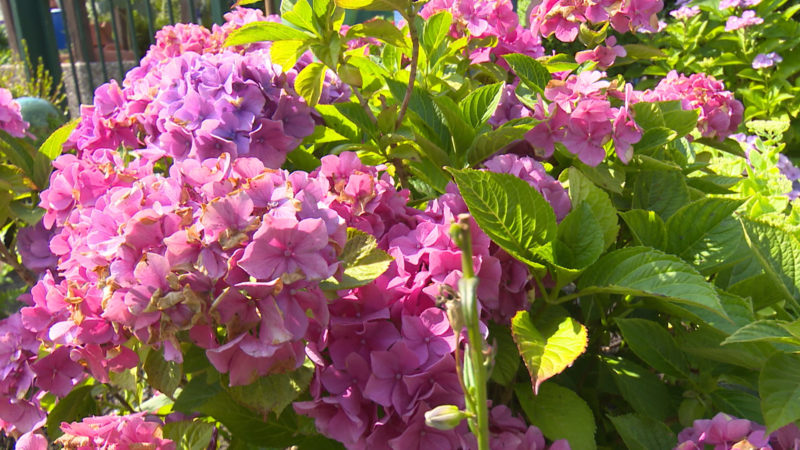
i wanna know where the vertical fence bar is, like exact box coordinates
[71,0,95,91]
[188,0,198,24]
[8,0,63,94]
[124,0,140,62]
[210,0,223,24]
[56,0,82,107]
[89,0,109,82]
[166,0,175,24]
[108,0,126,80]
[144,0,156,44]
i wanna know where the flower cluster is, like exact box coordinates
[575,36,627,70]
[675,413,800,450]
[295,153,571,448]
[753,52,782,69]
[637,70,743,141]
[725,10,764,31]
[67,7,314,169]
[669,5,701,20]
[777,154,800,200]
[719,0,761,9]
[0,313,47,437]
[420,0,544,64]
[525,71,642,165]
[0,88,29,138]
[529,0,664,42]
[54,413,175,449]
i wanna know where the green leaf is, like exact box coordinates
[740,217,800,309]
[334,102,379,139]
[461,83,504,128]
[39,119,77,160]
[283,0,316,32]
[759,352,800,432]
[320,228,393,290]
[620,210,667,249]
[676,325,772,371]
[631,102,665,131]
[695,137,746,158]
[448,168,557,268]
[271,40,310,72]
[634,127,676,153]
[334,0,409,11]
[316,104,360,141]
[488,321,520,386]
[567,168,618,249]
[662,107,699,138]
[432,95,474,158]
[0,130,35,177]
[511,308,588,393]
[228,365,313,416]
[422,11,452,54]
[503,53,551,93]
[174,376,223,413]
[723,320,800,348]
[47,385,99,439]
[386,79,450,148]
[711,389,764,424]
[554,203,604,270]
[295,62,327,106]
[466,126,529,166]
[603,357,674,421]
[608,414,675,450]
[632,170,690,219]
[144,348,183,397]
[579,247,723,314]
[622,44,666,60]
[516,383,596,450]
[225,22,313,47]
[615,318,689,378]
[344,19,406,48]
[163,421,215,450]
[666,198,744,257]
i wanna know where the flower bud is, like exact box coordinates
[424,405,468,430]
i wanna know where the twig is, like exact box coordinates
[0,240,35,286]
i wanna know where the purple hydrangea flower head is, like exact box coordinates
[670,5,701,19]
[0,88,30,138]
[752,52,782,69]
[725,10,764,31]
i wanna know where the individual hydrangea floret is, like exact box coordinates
[0,88,30,138]
[752,52,782,69]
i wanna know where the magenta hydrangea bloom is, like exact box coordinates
[675,413,800,450]
[56,412,175,449]
[530,0,664,42]
[420,0,544,64]
[0,88,30,138]
[637,70,743,140]
[575,36,627,70]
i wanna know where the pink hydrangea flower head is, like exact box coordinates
[725,10,763,31]
[670,5,701,20]
[575,36,627,70]
[56,413,175,449]
[0,88,30,138]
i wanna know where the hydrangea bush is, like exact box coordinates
[2,0,800,449]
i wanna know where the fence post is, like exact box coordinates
[8,0,63,95]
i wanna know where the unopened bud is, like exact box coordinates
[424,405,467,430]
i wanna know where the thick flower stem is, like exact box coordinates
[452,215,490,450]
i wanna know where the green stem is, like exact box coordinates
[452,215,490,450]
[396,6,420,129]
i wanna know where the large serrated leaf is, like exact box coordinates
[432,94,474,158]
[710,389,764,424]
[225,22,313,46]
[579,247,724,314]
[615,318,689,378]
[39,119,77,160]
[320,228,393,290]
[422,11,452,54]
[740,217,800,310]
[620,209,666,249]
[632,170,690,219]
[295,62,327,107]
[568,168,618,249]
[334,0,409,11]
[503,53,551,93]
[759,352,800,433]
[449,168,557,268]
[163,421,216,450]
[516,383,596,450]
[461,83,504,128]
[344,18,406,48]
[603,357,673,420]
[666,198,744,257]
[227,365,313,416]
[46,385,99,439]
[554,203,604,270]
[270,40,310,72]
[511,309,588,393]
[144,348,182,397]
[608,414,675,450]
[467,126,529,166]
[723,320,800,348]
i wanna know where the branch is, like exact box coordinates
[0,240,35,286]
